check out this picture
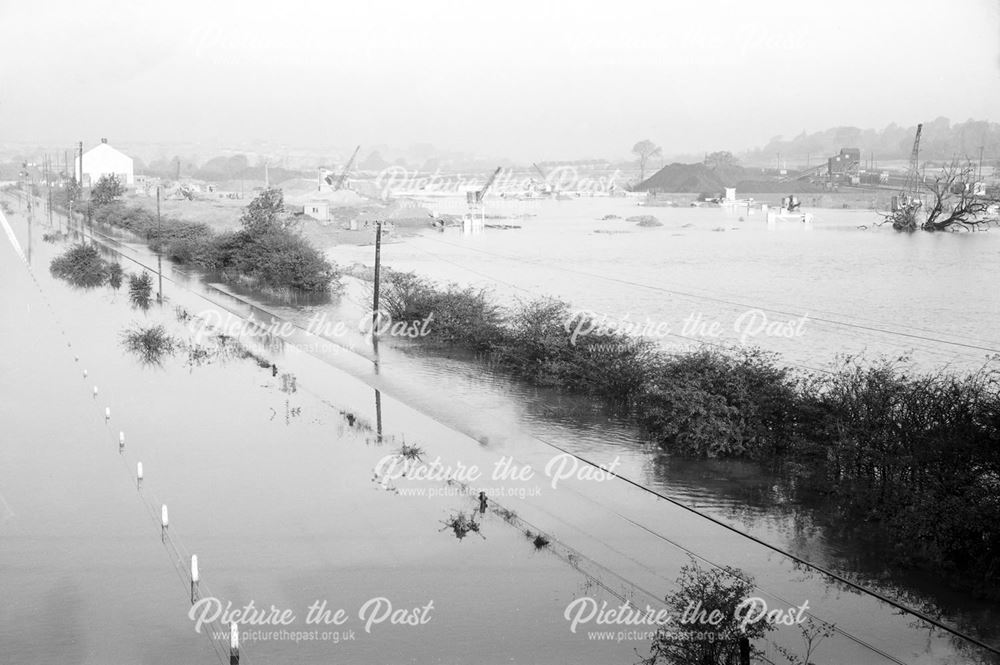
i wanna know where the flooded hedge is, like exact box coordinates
[381,271,1000,597]
[49,244,114,288]
[80,196,341,293]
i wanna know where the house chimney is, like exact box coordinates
[101,138,108,144]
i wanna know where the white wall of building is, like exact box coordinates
[76,141,134,187]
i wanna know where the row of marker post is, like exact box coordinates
[97,361,239,662]
[11,193,241,663]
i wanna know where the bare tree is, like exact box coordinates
[633,139,662,183]
[921,159,998,231]
[882,158,999,232]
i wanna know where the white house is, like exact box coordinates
[76,139,134,187]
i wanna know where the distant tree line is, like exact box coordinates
[744,117,1000,165]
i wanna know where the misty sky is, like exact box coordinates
[2,0,998,161]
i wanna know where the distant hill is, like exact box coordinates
[742,117,999,166]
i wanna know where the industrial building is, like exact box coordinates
[828,148,861,176]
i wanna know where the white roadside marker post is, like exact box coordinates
[230,621,239,665]
[190,555,199,604]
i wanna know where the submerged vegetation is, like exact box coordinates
[107,263,124,290]
[399,443,425,461]
[528,532,550,549]
[442,511,483,540]
[49,244,112,288]
[380,270,1000,597]
[128,272,154,310]
[121,324,178,365]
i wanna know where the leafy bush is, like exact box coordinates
[91,202,156,233]
[237,230,336,292]
[637,348,801,457]
[494,300,659,401]
[107,263,124,290]
[643,560,772,665]
[91,174,125,206]
[128,272,154,310]
[381,271,504,348]
[807,358,1000,591]
[49,244,110,288]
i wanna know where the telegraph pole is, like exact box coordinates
[156,185,163,302]
[371,220,383,335]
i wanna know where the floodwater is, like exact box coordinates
[334,197,1000,373]
[1,195,998,664]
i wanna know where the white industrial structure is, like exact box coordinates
[76,139,134,187]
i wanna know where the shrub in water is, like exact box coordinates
[49,244,109,288]
[642,560,772,665]
[382,271,503,349]
[442,511,483,540]
[636,348,800,457]
[807,357,1000,594]
[121,324,178,365]
[107,263,124,290]
[399,443,424,461]
[128,272,154,310]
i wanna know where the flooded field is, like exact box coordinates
[333,197,1000,373]
[2,196,998,664]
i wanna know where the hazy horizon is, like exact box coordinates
[2,0,999,163]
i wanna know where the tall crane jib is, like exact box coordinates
[906,124,923,196]
[888,123,924,230]
[467,167,502,205]
[325,145,361,190]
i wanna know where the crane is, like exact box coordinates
[325,145,360,190]
[887,124,924,230]
[467,167,502,205]
[902,124,923,197]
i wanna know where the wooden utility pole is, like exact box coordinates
[78,141,83,187]
[26,171,33,264]
[371,220,383,335]
[738,636,751,665]
[156,185,163,302]
[374,389,383,443]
